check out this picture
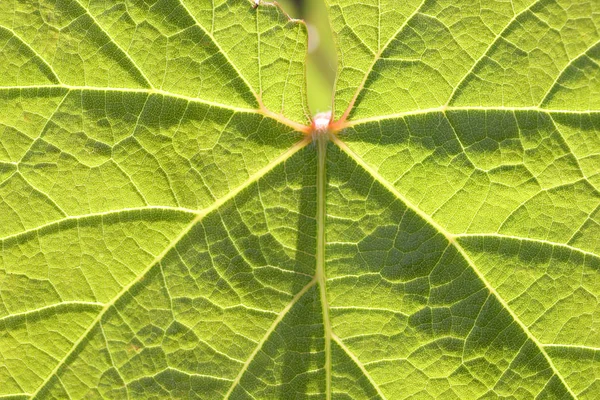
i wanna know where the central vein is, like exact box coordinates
[315,132,332,399]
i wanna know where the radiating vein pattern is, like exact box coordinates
[2,0,600,398]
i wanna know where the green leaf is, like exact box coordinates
[0,0,599,399]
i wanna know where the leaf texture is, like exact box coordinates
[0,0,599,399]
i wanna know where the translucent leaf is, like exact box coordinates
[1,0,599,398]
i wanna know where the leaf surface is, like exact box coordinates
[0,0,599,399]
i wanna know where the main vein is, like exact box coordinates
[316,133,332,400]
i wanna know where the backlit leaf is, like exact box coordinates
[0,0,598,398]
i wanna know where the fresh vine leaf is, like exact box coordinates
[0,0,599,399]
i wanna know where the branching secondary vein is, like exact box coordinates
[223,278,318,398]
[332,333,387,400]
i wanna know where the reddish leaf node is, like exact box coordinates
[310,111,332,140]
